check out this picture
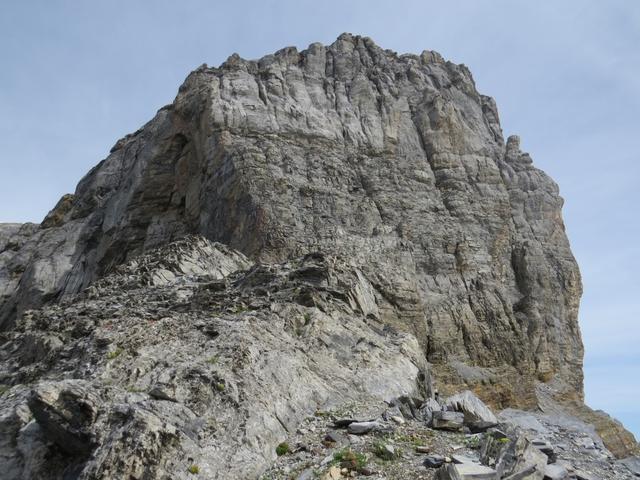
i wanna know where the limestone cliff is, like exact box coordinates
[0,34,636,477]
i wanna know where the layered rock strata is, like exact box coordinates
[0,34,636,475]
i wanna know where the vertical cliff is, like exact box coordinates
[0,34,584,407]
[2,34,638,480]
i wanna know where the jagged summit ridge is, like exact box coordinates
[1,35,636,471]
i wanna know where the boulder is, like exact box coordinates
[432,411,465,431]
[347,421,382,435]
[481,429,547,480]
[531,438,556,463]
[420,397,442,424]
[444,391,497,432]
[389,395,424,420]
[27,380,99,456]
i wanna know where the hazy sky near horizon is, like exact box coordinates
[1,1,639,437]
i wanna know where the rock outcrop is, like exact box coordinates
[0,33,582,401]
[0,34,637,477]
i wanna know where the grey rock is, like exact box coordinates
[543,463,568,480]
[347,421,382,435]
[499,410,550,435]
[0,34,637,479]
[0,238,423,479]
[27,380,99,456]
[425,455,447,468]
[576,436,596,450]
[619,456,640,476]
[0,35,584,419]
[376,443,396,460]
[390,395,424,420]
[323,431,342,444]
[432,411,465,431]
[437,463,498,479]
[573,470,597,480]
[390,415,405,425]
[452,454,479,464]
[532,438,557,463]
[420,397,443,424]
[383,405,403,421]
[481,428,547,479]
[297,469,315,480]
[332,419,358,428]
[445,390,498,431]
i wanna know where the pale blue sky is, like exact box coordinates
[1,1,638,437]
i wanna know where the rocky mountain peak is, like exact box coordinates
[0,34,637,479]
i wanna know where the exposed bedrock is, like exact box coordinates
[0,34,634,462]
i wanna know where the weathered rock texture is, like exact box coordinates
[0,33,582,400]
[0,34,637,476]
[1,237,424,479]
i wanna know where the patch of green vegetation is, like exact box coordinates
[187,464,199,474]
[395,432,428,447]
[126,386,145,393]
[303,312,312,323]
[275,442,290,456]
[499,437,510,444]
[107,347,123,360]
[332,448,367,471]
[231,304,248,314]
[328,402,357,418]
[0,385,9,396]
[215,382,225,392]
[371,440,398,460]
[207,355,219,365]
[465,435,482,449]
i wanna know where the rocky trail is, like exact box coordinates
[262,397,637,480]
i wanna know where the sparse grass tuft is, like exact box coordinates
[207,355,219,365]
[215,382,225,392]
[107,347,123,360]
[276,442,290,456]
[126,386,145,393]
[187,464,199,474]
[333,448,367,471]
[231,304,248,314]
[372,440,396,460]
[395,432,428,446]
[0,385,9,396]
[465,435,481,449]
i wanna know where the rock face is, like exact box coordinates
[0,33,582,403]
[0,34,637,476]
[0,237,423,479]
